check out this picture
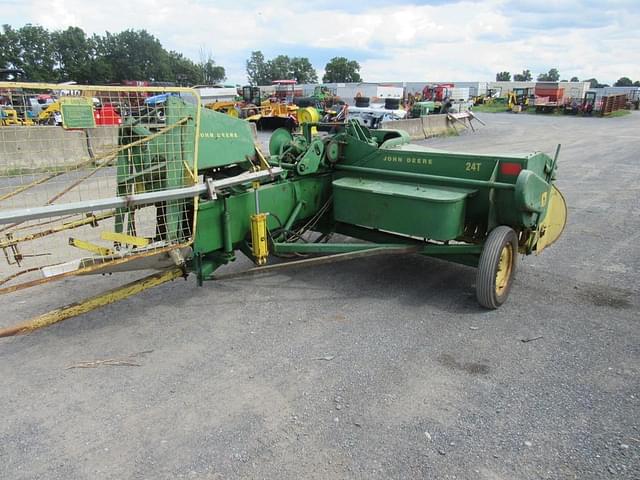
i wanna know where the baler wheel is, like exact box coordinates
[476,226,518,309]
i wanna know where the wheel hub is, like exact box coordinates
[495,244,513,296]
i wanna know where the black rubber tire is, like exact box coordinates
[294,97,314,107]
[385,98,401,110]
[284,116,297,131]
[476,226,518,309]
[355,96,370,107]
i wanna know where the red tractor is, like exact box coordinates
[422,83,454,102]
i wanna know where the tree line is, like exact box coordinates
[245,52,362,85]
[0,24,365,87]
[495,68,639,88]
[0,24,225,85]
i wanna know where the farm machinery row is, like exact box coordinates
[206,82,348,130]
[501,83,635,116]
[0,83,566,334]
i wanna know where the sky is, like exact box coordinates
[2,0,639,85]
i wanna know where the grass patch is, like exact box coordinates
[473,104,633,118]
[604,109,632,118]
[471,103,510,113]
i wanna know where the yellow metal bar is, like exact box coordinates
[182,160,196,183]
[0,212,115,250]
[254,144,272,171]
[47,164,103,205]
[0,172,64,202]
[101,231,150,247]
[190,89,202,241]
[69,237,113,256]
[0,243,190,296]
[0,266,43,287]
[0,268,185,338]
[0,82,201,97]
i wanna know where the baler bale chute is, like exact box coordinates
[0,83,566,335]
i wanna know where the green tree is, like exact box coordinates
[168,51,203,86]
[198,48,226,84]
[634,81,640,87]
[246,52,317,84]
[52,26,92,82]
[200,61,225,84]
[14,24,56,81]
[495,71,511,81]
[584,78,599,88]
[246,51,269,85]
[323,57,362,83]
[614,77,633,86]
[267,54,292,81]
[289,57,317,83]
[570,76,579,82]
[0,23,227,85]
[102,29,172,82]
[513,69,532,81]
[537,68,560,81]
[87,33,114,83]
[0,25,21,70]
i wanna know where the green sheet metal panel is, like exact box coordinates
[336,131,555,232]
[61,101,96,129]
[194,174,332,255]
[196,107,257,170]
[332,177,474,240]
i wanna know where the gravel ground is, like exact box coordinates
[1,112,638,479]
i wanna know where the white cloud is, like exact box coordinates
[5,0,640,84]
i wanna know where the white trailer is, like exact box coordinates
[347,105,407,129]
[193,85,238,105]
[335,83,404,105]
[448,87,470,101]
[454,82,488,98]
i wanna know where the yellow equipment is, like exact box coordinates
[507,88,531,111]
[205,101,239,118]
[245,100,298,129]
[0,106,35,126]
[297,106,321,125]
[296,107,320,135]
[37,101,62,124]
[0,107,20,126]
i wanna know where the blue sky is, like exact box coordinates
[2,0,638,84]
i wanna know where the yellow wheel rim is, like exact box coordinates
[226,108,239,118]
[297,107,320,124]
[495,244,513,296]
[535,185,567,253]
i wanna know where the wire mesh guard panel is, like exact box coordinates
[0,83,200,289]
